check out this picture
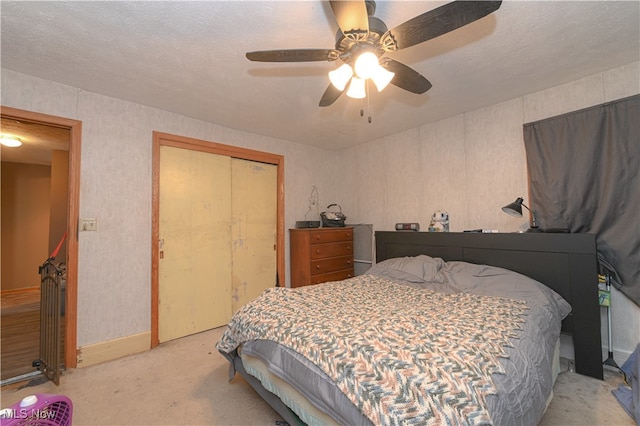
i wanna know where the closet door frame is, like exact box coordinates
[151,132,284,348]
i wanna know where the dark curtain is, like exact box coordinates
[523,95,640,307]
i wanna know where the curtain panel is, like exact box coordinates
[523,95,640,307]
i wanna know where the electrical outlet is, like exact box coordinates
[80,218,97,231]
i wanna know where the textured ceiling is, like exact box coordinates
[1,1,639,151]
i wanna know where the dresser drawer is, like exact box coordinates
[309,229,353,244]
[311,256,353,275]
[310,269,354,284]
[310,241,353,260]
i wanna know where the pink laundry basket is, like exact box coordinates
[0,394,72,426]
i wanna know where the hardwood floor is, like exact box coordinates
[1,288,65,381]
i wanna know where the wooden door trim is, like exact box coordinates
[151,131,285,348]
[1,106,81,369]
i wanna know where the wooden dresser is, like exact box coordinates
[289,227,354,288]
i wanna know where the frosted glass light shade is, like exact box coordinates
[346,77,366,99]
[371,66,395,91]
[328,64,353,91]
[354,52,380,79]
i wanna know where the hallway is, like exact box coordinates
[1,287,65,382]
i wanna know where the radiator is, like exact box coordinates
[34,260,63,385]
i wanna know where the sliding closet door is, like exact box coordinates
[158,146,232,343]
[231,159,277,312]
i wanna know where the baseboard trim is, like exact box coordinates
[561,333,635,368]
[77,331,151,368]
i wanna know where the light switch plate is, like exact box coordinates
[80,218,97,231]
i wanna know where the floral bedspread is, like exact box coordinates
[216,276,528,426]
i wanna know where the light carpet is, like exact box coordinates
[1,327,634,425]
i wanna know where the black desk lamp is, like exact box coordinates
[502,197,543,233]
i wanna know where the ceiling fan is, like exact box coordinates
[246,0,502,107]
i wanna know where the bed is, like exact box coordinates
[216,231,602,425]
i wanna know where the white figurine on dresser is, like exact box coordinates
[428,211,449,232]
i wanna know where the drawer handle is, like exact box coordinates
[316,265,321,270]
[315,249,321,254]
[346,260,352,265]
[315,235,321,240]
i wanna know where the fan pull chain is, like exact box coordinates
[366,80,372,123]
[360,80,371,124]
[357,82,373,123]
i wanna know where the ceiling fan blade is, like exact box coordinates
[246,49,340,62]
[381,1,502,51]
[381,59,432,94]
[330,0,369,35]
[319,83,345,107]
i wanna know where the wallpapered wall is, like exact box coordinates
[1,68,342,349]
[1,60,638,361]
[337,61,640,360]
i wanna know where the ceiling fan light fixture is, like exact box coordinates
[245,1,502,107]
[370,66,395,92]
[353,51,379,79]
[328,63,353,91]
[346,76,366,99]
[0,135,22,147]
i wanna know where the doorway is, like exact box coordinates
[151,132,285,347]
[0,106,81,382]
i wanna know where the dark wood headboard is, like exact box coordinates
[375,231,603,380]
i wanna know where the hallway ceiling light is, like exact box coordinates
[0,135,22,147]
